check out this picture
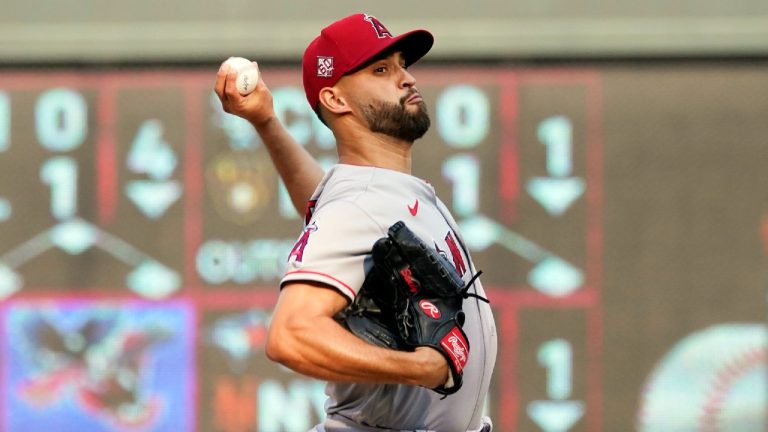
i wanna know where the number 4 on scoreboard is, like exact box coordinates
[125,119,181,219]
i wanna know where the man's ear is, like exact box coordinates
[318,87,352,115]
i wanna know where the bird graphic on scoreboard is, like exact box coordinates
[16,314,174,429]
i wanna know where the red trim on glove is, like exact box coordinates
[440,326,469,373]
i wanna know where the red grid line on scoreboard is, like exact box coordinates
[493,288,600,431]
[0,68,603,432]
[0,71,211,432]
[500,70,603,432]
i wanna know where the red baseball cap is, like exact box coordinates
[302,13,434,110]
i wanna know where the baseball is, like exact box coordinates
[222,57,260,96]
[637,323,767,431]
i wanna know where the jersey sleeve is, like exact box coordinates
[280,200,382,302]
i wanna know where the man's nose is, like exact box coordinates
[400,67,416,88]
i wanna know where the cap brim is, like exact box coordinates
[391,29,434,66]
[347,29,434,76]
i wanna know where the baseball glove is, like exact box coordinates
[341,221,487,395]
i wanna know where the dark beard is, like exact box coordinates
[361,92,431,142]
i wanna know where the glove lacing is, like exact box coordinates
[460,270,489,304]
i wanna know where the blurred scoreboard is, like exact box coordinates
[0,64,766,431]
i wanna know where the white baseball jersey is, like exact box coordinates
[281,164,497,432]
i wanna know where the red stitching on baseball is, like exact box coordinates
[697,346,766,432]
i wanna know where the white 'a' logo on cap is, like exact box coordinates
[363,14,392,38]
[317,56,334,77]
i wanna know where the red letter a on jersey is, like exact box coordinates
[288,223,316,263]
[445,231,467,277]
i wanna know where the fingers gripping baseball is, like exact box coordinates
[213,58,274,127]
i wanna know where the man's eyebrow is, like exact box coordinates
[348,51,402,75]
[370,50,404,64]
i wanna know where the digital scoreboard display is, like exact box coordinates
[0,64,766,431]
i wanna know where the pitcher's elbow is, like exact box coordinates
[265,326,291,364]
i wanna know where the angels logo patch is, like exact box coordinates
[317,56,334,78]
[363,14,392,38]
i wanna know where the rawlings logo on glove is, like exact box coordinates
[341,221,488,396]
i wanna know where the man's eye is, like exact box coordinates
[375,66,387,73]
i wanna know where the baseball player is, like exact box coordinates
[215,13,497,432]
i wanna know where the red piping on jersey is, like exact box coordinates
[283,270,357,298]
